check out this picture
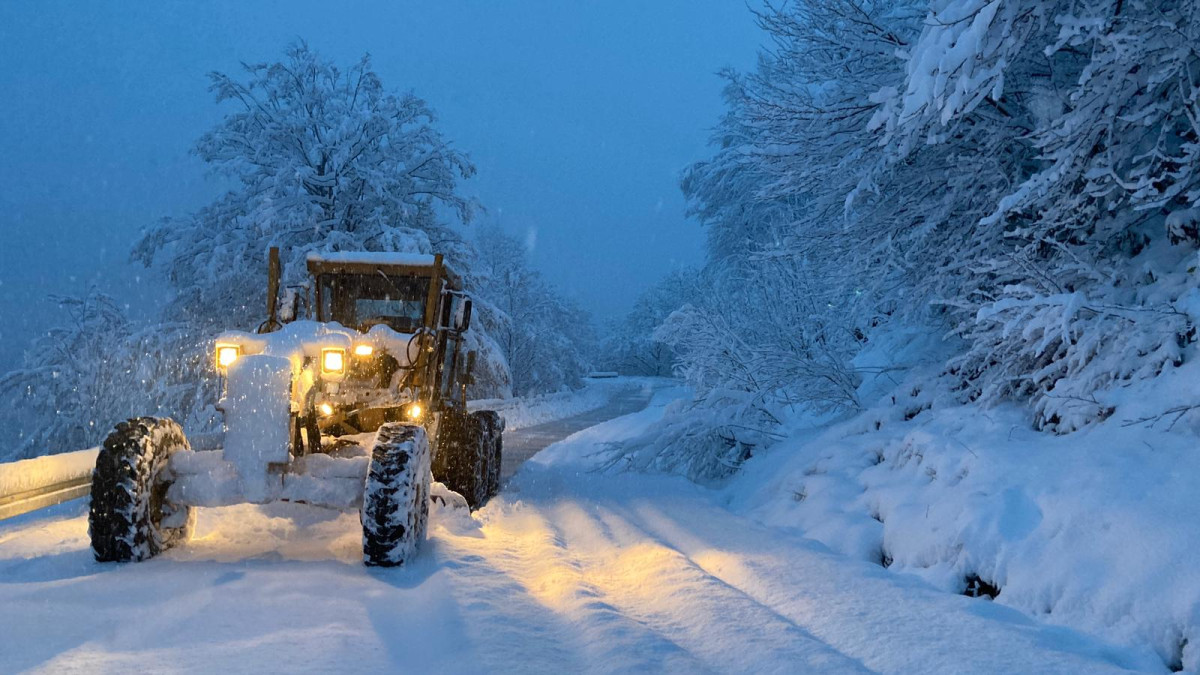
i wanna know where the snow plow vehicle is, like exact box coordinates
[88,248,502,567]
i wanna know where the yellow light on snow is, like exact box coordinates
[319,403,335,416]
[321,348,346,374]
[406,404,423,420]
[215,344,241,369]
[353,344,374,357]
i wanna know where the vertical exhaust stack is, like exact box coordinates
[259,246,283,334]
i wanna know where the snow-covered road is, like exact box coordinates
[499,385,654,480]
[0,386,1161,673]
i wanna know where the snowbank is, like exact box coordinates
[726,359,1200,672]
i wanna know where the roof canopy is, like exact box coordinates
[305,251,462,290]
[306,251,437,266]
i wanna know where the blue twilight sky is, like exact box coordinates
[0,2,762,369]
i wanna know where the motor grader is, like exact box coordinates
[88,248,502,567]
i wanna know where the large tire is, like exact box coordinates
[362,423,430,567]
[473,411,504,499]
[432,411,488,509]
[88,417,194,562]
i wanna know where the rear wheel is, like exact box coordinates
[433,411,484,509]
[361,423,430,567]
[88,417,193,562]
[433,410,503,509]
[474,411,504,498]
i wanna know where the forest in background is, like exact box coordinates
[604,0,1200,478]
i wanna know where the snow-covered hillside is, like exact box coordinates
[716,358,1200,673]
[0,388,1166,673]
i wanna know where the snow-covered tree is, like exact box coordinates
[472,225,594,396]
[600,268,698,377]
[629,0,1200,481]
[872,0,1200,428]
[135,41,477,332]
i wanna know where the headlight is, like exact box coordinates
[321,348,346,375]
[215,343,241,369]
[319,402,335,416]
[405,403,424,421]
[353,344,374,357]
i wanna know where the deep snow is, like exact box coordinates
[722,358,1200,672]
[0,384,1165,673]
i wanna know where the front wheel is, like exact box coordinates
[88,417,194,562]
[361,423,431,567]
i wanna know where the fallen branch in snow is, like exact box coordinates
[1121,403,1200,431]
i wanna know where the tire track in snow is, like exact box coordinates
[469,493,870,674]
[460,501,711,673]
[611,496,1154,674]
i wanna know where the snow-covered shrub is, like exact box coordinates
[608,255,867,480]
[0,292,212,461]
[596,389,776,482]
[947,281,1192,433]
[884,0,1200,426]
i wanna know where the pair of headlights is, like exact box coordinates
[214,344,367,375]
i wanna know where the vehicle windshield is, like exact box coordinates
[318,272,430,333]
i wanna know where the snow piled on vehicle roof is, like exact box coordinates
[306,251,437,266]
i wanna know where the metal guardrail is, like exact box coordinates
[0,449,98,521]
[0,476,92,521]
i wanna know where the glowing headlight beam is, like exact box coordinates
[406,404,423,420]
[321,348,346,374]
[353,344,374,357]
[215,344,241,369]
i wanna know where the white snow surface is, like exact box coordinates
[306,251,437,266]
[469,377,644,431]
[0,448,97,498]
[0,386,1163,674]
[221,355,292,502]
[714,355,1200,673]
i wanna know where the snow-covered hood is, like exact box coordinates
[216,321,419,369]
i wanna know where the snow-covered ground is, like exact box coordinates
[469,376,645,431]
[720,359,1200,673]
[0,386,1164,673]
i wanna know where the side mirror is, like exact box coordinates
[455,298,473,332]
